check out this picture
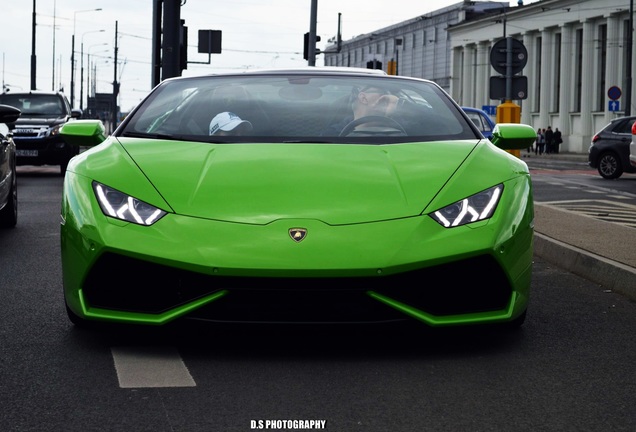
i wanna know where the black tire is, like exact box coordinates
[65,302,91,328]
[597,152,623,179]
[0,168,17,228]
[59,145,79,176]
[504,309,527,329]
[60,158,70,176]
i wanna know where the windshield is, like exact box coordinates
[0,94,67,117]
[120,73,478,144]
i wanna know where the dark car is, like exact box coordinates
[0,104,21,228]
[0,91,82,174]
[588,116,636,179]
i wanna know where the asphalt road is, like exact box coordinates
[1,167,635,432]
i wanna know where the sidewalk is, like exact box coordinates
[524,152,636,301]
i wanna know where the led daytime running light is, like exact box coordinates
[430,185,502,228]
[93,182,166,226]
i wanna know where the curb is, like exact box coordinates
[534,233,636,301]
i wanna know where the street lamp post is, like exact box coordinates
[71,8,101,108]
[80,31,105,111]
[30,0,37,90]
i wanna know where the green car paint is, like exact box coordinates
[61,139,533,326]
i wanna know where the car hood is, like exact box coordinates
[118,138,479,225]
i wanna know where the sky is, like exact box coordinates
[1,0,536,112]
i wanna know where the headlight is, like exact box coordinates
[49,124,63,137]
[429,184,502,228]
[93,182,167,226]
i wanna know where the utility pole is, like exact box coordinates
[112,21,119,132]
[161,0,181,80]
[151,0,162,88]
[307,0,319,66]
[30,0,37,90]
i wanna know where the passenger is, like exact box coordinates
[209,111,253,136]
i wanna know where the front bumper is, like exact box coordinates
[61,172,533,327]
[13,135,77,166]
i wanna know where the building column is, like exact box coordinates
[476,41,491,108]
[539,28,553,128]
[580,19,594,139]
[521,32,534,126]
[558,23,573,138]
[605,14,620,123]
[461,44,475,106]
[449,46,463,102]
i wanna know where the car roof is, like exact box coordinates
[163,67,434,84]
[1,90,67,97]
[241,66,388,76]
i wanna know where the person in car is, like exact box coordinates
[322,86,403,136]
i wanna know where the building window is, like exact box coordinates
[597,24,607,112]
[575,28,583,112]
[554,33,561,113]
[624,19,631,100]
[535,36,542,112]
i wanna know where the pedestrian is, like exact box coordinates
[535,128,545,155]
[544,126,554,154]
[553,127,562,154]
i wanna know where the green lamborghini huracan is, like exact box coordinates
[60,68,536,328]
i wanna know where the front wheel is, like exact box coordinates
[504,309,527,329]
[60,158,70,176]
[597,152,623,179]
[65,302,92,328]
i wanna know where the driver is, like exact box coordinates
[322,86,402,136]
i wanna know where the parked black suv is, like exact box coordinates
[0,91,82,174]
[588,116,636,179]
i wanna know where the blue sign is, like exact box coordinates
[608,86,622,101]
[609,100,620,112]
[482,105,497,115]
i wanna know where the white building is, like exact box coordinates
[324,0,636,153]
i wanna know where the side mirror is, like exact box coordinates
[60,119,107,147]
[0,104,21,124]
[489,123,537,150]
[71,108,83,119]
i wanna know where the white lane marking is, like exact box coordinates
[111,346,196,388]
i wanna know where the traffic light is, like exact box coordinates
[303,32,321,60]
